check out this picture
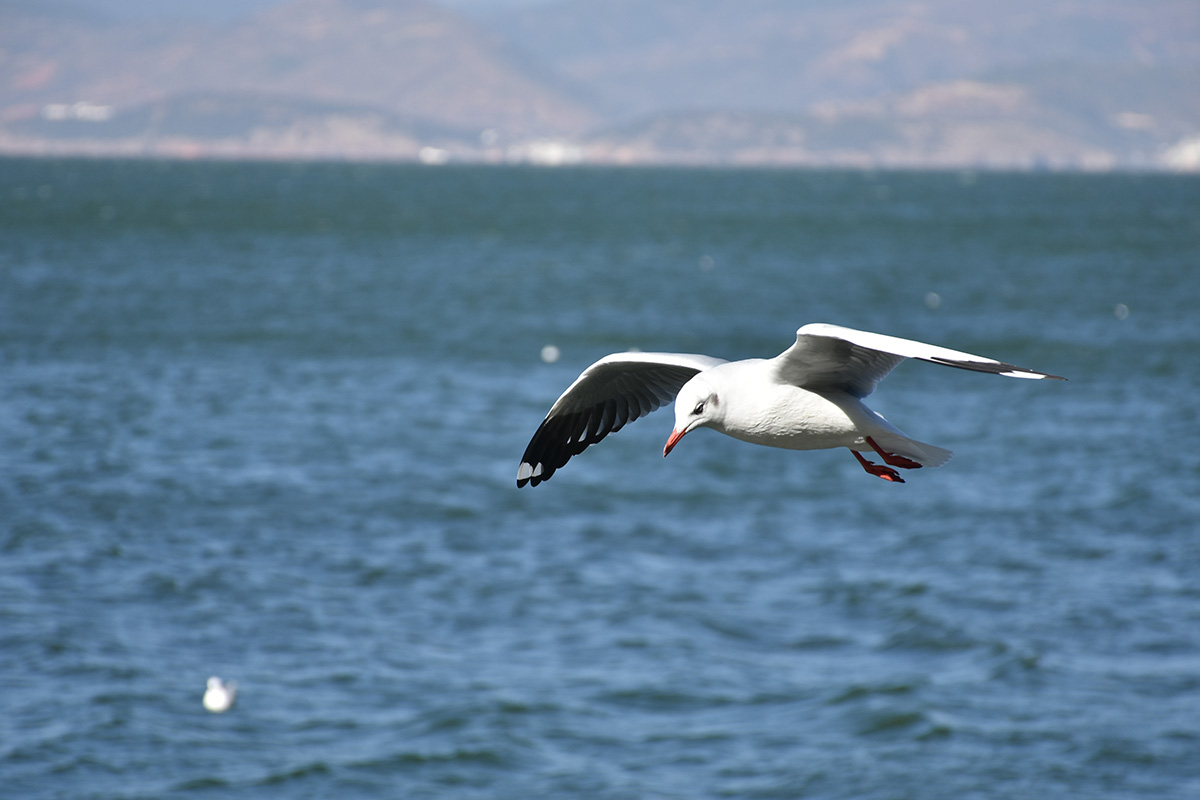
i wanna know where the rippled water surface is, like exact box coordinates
[2,159,1199,798]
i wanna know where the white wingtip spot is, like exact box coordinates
[1001,371,1046,380]
[517,462,534,481]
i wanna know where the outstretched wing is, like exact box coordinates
[518,352,726,487]
[774,323,1066,398]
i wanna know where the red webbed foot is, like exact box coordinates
[851,449,906,483]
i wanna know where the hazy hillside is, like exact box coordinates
[2,0,1197,167]
[489,0,1199,119]
[0,0,595,156]
[493,0,1200,168]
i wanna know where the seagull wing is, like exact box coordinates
[518,352,726,487]
[774,323,1066,398]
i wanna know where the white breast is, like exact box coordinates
[712,379,863,452]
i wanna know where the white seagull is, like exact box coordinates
[517,323,1064,486]
[203,676,237,713]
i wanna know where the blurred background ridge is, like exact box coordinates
[2,0,1198,169]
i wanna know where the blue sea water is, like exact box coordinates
[1,158,1198,799]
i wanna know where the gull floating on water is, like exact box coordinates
[203,676,237,713]
[517,323,1065,486]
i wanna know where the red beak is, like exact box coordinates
[663,428,686,457]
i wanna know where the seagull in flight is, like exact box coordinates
[517,323,1064,486]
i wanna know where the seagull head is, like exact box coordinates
[664,377,719,457]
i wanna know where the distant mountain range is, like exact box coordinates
[2,0,1198,168]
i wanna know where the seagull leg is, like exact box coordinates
[865,436,923,469]
[851,449,905,482]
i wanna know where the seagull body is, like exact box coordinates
[517,323,1064,486]
[203,676,237,713]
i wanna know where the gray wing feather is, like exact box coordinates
[775,323,1065,397]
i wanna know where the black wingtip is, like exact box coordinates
[516,460,548,488]
[927,356,1066,381]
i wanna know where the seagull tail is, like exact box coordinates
[858,405,954,469]
[873,434,954,469]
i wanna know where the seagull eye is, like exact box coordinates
[692,401,706,416]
